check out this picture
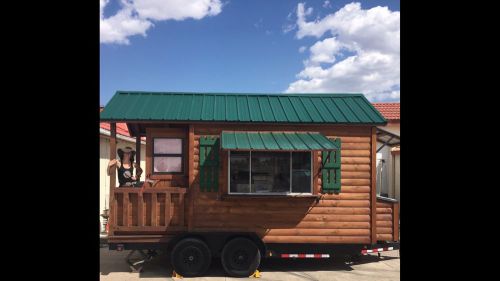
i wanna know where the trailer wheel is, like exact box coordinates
[170,238,211,277]
[221,237,261,277]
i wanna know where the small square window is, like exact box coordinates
[152,138,184,174]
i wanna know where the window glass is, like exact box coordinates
[292,152,311,193]
[229,151,312,194]
[154,138,182,154]
[251,152,290,193]
[154,156,182,172]
[229,151,250,193]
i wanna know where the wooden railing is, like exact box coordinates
[111,187,187,233]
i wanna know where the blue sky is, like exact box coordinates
[100,0,400,106]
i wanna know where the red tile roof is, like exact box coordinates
[372,102,400,121]
[100,122,132,137]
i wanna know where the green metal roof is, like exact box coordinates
[100,91,386,124]
[221,131,339,151]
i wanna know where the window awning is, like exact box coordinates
[221,131,339,151]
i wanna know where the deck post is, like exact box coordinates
[135,134,141,179]
[371,126,377,244]
[109,123,117,235]
[187,125,194,231]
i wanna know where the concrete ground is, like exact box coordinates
[100,245,399,281]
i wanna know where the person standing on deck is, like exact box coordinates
[107,147,143,187]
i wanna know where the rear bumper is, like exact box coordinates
[362,242,400,255]
[265,242,400,258]
[100,234,108,246]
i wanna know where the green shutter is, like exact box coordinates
[199,136,220,192]
[321,138,341,194]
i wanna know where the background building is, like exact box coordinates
[372,103,400,201]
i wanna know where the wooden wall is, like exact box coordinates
[376,199,399,241]
[110,123,399,245]
[190,124,380,244]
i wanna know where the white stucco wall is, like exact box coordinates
[376,122,400,200]
[99,135,146,232]
[376,145,393,198]
[393,152,400,201]
[382,122,400,135]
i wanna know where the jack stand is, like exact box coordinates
[172,270,183,279]
[125,249,157,273]
[250,269,261,278]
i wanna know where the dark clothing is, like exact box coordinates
[117,164,134,187]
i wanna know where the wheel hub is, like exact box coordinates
[233,250,248,266]
[181,247,201,267]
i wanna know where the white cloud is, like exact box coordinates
[100,0,108,18]
[100,1,153,45]
[308,37,343,64]
[298,46,307,53]
[305,6,313,16]
[282,6,305,34]
[133,0,222,21]
[286,2,400,101]
[297,66,329,79]
[323,1,331,8]
[282,23,296,34]
[100,0,223,45]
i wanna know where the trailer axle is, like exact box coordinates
[125,249,158,272]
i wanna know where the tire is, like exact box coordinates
[221,237,261,277]
[170,238,211,277]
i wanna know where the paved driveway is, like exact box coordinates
[100,247,399,281]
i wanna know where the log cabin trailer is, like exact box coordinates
[100,91,400,277]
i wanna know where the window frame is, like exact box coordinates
[228,150,313,195]
[152,137,184,174]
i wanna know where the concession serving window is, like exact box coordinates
[221,131,339,195]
